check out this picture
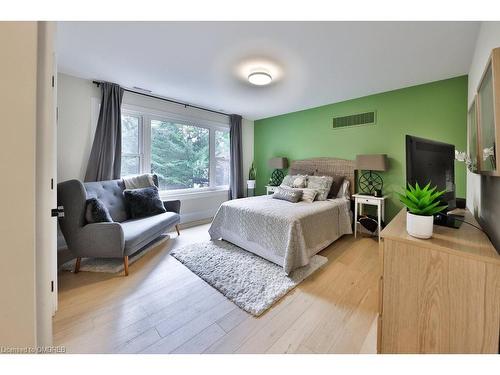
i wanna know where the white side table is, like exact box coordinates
[266,185,278,195]
[353,194,388,242]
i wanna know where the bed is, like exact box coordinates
[208,157,355,274]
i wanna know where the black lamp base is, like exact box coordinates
[269,169,285,186]
[358,170,383,196]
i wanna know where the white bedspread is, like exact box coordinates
[208,195,352,274]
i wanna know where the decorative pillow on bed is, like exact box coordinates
[281,174,307,188]
[292,176,307,188]
[314,173,345,198]
[300,188,317,203]
[306,176,333,201]
[272,186,303,203]
[336,179,351,199]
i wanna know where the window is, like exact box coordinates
[215,129,230,186]
[120,107,230,193]
[121,114,142,177]
[151,119,210,190]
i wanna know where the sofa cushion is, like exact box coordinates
[84,179,128,222]
[85,198,113,224]
[123,186,166,219]
[121,212,180,255]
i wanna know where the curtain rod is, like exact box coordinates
[92,80,230,117]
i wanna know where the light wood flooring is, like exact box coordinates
[53,224,380,354]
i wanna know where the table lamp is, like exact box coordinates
[355,154,389,196]
[268,157,289,186]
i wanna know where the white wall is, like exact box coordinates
[0,22,38,348]
[57,73,255,224]
[466,22,500,215]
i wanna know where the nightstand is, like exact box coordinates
[266,185,278,195]
[352,193,388,242]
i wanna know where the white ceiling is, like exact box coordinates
[57,21,479,120]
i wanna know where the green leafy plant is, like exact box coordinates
[248,162,256,180]
[398,182,448,216]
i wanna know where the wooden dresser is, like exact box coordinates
[378,208,500,353]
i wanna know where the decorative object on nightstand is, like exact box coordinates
[353,193,388,242]
[266,185,278,195]
[247,162,256,197]
[355,154,389,196]
[398,182,448,239]
[268,157,289,186]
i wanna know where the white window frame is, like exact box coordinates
[121,110,144,176]
[121,103,230,196]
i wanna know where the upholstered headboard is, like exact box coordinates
[289,157,356,197]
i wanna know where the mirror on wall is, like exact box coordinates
[467,97,479,173]
[474,47,500,176]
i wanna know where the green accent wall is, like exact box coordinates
[254,75,468,221]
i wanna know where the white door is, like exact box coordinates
[35,21,58,346]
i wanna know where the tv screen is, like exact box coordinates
[406,135,456,211]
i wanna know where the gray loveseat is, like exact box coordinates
[57,176,181,276]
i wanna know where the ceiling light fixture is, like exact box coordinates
[248,71,272,86]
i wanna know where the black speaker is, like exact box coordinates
[456,198,466,209]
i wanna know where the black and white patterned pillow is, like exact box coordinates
[272,186,303,203]
[281,174,308,188]
[306,176,334,201]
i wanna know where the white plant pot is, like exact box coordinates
[406,212,434,239]
[247,180,256,189]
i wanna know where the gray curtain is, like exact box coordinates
[84,82,124,182]
[229,114,244,199]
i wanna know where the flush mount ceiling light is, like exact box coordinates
[248,71,273,86]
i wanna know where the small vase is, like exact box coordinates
[406,212,434,239]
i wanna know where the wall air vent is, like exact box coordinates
[332,111,376,129]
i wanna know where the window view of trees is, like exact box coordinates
[120,112,230,191]
[121,115,140,177]
[151,120,210,190]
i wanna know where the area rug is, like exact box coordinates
[59,234,169,273]
[170,240,327,316]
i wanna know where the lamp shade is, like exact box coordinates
[268,157,289,169]
[355,154,389,171]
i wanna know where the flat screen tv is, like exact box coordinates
[406,135,456,212]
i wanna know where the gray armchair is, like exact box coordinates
[57,176,181,276]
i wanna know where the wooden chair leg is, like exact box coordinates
[123,256,129,276]
[175,224,180,236]
[74,257,81,273]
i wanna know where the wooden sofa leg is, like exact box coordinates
[124,256,129,276]
[74,257,81,273]
[175,224,180,236]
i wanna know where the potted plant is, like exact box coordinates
[398,182,448,239]
[247,162,256,189]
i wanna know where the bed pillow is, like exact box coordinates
[300,188,318,203]
[123,186,166,219]
[272,186,303,203]
[85,197,113,224]
[336,179,351,199]
[314,172,345,198]
[281,174,307,188]
[306,175,333,201]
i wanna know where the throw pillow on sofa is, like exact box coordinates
[85,197,113,224]
[124,186,166,219]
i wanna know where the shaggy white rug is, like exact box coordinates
[59,234,169,273]
[171,240,327,316]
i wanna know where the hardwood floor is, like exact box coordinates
[53,224,380,354]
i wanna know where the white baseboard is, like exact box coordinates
[180,208,217,225]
